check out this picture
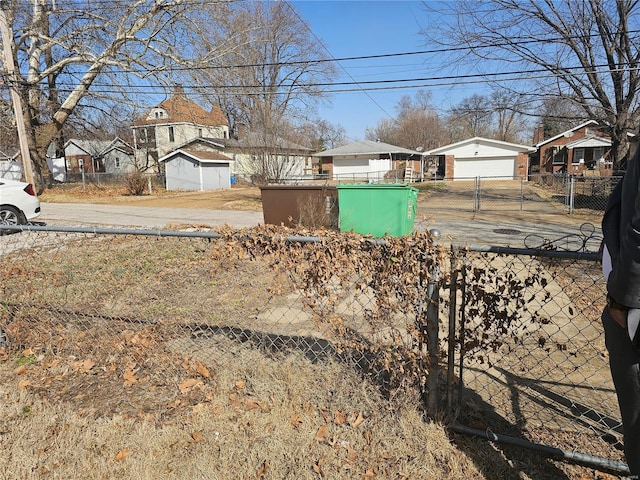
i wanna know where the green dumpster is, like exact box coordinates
[337,183,418,237]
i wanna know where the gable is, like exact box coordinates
[428,137,534,157]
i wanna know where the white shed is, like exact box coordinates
[427,137,536,180]
[160,149,233,191]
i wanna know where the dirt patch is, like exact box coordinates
[39,184,263,211]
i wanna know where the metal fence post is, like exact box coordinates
[426,229,441,414]
[568,174,575,214]
[474,176,480,212]
[446,248,459,413]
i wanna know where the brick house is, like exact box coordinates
[530,121,614,176]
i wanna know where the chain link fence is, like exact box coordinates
[530,174,620,214]
[450,245,625,473]
[0,224,628,475]
[415,174,619,219]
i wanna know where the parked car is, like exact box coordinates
[0,177,41,225]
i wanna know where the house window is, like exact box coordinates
[551,147,564,165]
[593,147,605,162]
[168,126,175,142]
[572,148,585,164]
[115,157,121,168]
[198,128,202,137]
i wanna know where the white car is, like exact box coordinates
[0,177,41,225]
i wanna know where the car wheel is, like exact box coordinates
[0,206,23,225]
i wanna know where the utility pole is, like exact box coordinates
[0,1,35,187]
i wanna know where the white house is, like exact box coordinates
[173,134,313,183]
[426,137,536,180]
[131,87,229,169]
[313,140,423,181]
[160,149,233,191]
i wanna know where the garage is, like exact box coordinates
[160,149,233,191]
[453,157,517,179]
[426,137,535,181]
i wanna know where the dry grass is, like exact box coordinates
[0,345,485,480]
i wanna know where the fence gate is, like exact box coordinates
[447,245,628,475]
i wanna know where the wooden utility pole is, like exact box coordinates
[0,1,35,186]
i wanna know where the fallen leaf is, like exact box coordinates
[228,393,242,408]
[244,398,261,411]
[290,413,303,428]
[257,459,269,478]
[18,379,31,390]
[333,410,347,425]
[15,365,27,375]
[123,368,137,387]
[349,412,364,428]
[235,379,246,390]
[114,448,130,461]
[73,359,95,374]
[195,362,211,378]
[179,378,203,394]
[191,431,205,443]
[315,424,329,443]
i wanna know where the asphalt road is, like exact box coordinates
[38,201,603,252]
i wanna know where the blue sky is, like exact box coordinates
[291,0,484,141]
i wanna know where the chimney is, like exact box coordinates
[173,85,185,96]
[533,124,545,144]
[235,123,247,140]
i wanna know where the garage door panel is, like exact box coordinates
[454,157,516,179]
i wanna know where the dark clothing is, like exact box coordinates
[603,147,640,476]
[604,150,640,308]
[602,306,640,475]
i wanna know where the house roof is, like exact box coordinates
[159,149,233,164]
[565,136,612,149]
[201,133,313,154]
[534,120,601,148]
[426,136,536,155]
[313,140,422,157]
[132,89,228,128]
[63,137,134,157]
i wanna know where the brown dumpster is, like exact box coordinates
[260,185,338,229]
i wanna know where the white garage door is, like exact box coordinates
[454,157,517,180]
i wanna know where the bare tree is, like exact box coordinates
[448,94,494,139]
[490,90,528,142]
[423,0,640,168]
[366,90,447,150]
[536,95,590,139]
[289,119,347,151]
[187,1,336,181]
[0,0,200,190]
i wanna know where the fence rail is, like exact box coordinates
[0,224,627,475]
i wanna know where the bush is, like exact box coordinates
[124,172,147,196]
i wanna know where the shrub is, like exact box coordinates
[124,172,147,196]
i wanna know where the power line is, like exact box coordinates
[4,62,638,95]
